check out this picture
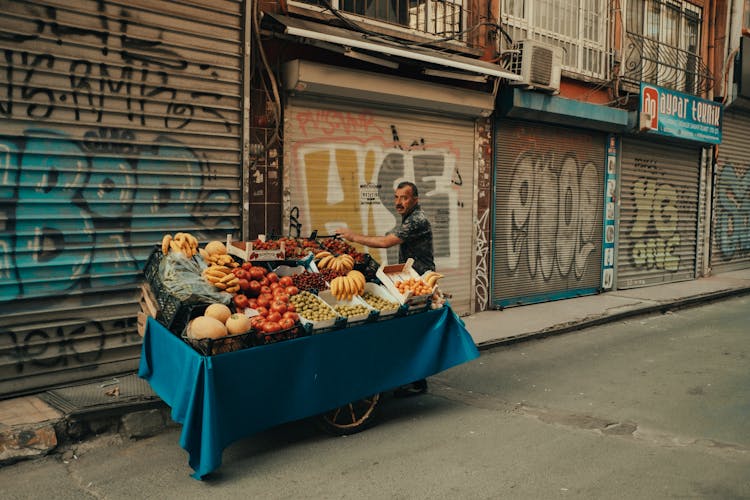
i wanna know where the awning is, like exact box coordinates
[263,13,521,81]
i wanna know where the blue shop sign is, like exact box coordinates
[639,83,722,144]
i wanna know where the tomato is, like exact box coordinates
[259,277,269,287]
[256,294,271,308]
[254,305,269,317]
[241,262,253,271]
[282,311,299,322]
[250,316,265,329]
[231,267,243,277]
[238,278,250,292]
[284,286,299,296]
[249,266,265,280]
[279,317,295,330]
[286,303,296,312]
[273,292,289,303]
[247,298,258,309]
[247,280,261,297]
[270,300,287,315]
[263,321,281,333]
[279,276,294,287]
[266,272,279,283]
[260,285,272,295]
[232,294,249,310]
[267,311,282,323]
[269,282,281,290]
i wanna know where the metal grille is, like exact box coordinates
[0,0,243,397]
[493,120,605,307]
[617,139,700,288]
[711,110,750,273]
[500,0,609,79]
[294,0,468,41]
[622,0,713,95]
[284,98,476,315]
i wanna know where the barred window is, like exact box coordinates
[500,0,609,79]
[625,0,704,94]
[292,1,467,41]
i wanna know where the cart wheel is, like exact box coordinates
[316,393,381,436]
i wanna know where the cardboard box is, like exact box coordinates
[226,234,285,262]
[360,282,400,317]
[375,258,432,308]
[318,290,375,325]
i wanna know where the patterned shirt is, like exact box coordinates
[387,204,435,275]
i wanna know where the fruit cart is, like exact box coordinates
[137,234,479,479]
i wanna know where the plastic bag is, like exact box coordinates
[158,252,231,305]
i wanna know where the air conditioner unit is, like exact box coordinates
[508,39,563,93]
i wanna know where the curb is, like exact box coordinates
[476,286,750,351]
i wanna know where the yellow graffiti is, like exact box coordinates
[630,177,680,271]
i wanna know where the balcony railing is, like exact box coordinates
[621,31,714,95]
[293,1,471,44]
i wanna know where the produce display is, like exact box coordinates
[333,303,370,318]
[318,237,366,263]
[361,292,399,311]
[329,270,366,301]
[145,232,446,355]
[289,291,338,323]
[315,251,355,273]
[162,232,199,258]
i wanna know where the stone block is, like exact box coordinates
[0,424,58,464]
[120,409,165,439]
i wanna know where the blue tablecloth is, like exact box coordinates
[138,306,479,479]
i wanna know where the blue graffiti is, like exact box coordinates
[0,128,226,302]
[715,163,750,260]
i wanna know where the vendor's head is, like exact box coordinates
[395,181,419,216]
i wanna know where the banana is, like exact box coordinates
[161,234,172,255]
[330,277,339,298]
[203,274,222,284]
[315,251,332,259]
[219,273,236,284]
[225,285,240,294]
[318,255,334,269]
[214,282,227,290]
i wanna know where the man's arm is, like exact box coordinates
[336,228,401,248]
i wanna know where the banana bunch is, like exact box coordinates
[202,265,240,293]
[199,250,238,268]
[315,251,354,273]
[198,241,238,267]
[423,270,444,288]
[162,232,199,258]
[329,270,366,301]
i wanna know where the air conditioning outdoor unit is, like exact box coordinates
[508,39,563,93]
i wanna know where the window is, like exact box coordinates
[624,0,707,94]
[500,0,609,79]
[293,1,467,41]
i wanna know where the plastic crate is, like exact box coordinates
[181,304,253,355]
[142,246,164,290]
[251,322,305,346]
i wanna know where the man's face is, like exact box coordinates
[394,186,418,216]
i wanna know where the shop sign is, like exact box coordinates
[601,135,618,290]
[639,83,722,144]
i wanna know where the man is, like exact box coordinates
[335,181,434,396]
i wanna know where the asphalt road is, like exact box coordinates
[3,295,749,499]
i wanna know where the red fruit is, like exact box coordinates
[279,317,295,330]
[233,294,249,310]
[263,321,281,333]
[267,311,282,323]
[266,272,279,283]
[270,300,287,315]
[247,280,262,297]
[257,295,271,308]
[238,278,250,292]
[249,267,264,280]
[279,276,293,287]
[282,311,299,322]
[255,305,269,317]
[260,285,272,295]
[241,262,252,271]
[284,286,299,296]
[273,292,290,303]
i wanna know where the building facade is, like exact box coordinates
[0,0,741,397]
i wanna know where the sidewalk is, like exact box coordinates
[3,269,750,465]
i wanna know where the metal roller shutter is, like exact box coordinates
[493,120,605,306]
[617,139,700,288]
[711,110,750,273]
[283,98,476,315]
[0,0,243,396]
